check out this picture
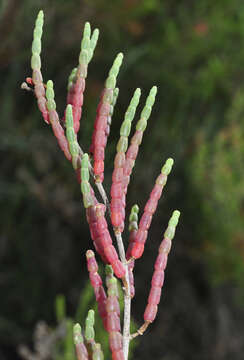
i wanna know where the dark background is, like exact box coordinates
[1,0,244,359]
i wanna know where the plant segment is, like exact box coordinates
[66,22,99,133]
[25,11,181,360]
[130,158,174,259]
[126,204,139,298]
[74,311,104,360]
[106,274,124,360]
[46,80,72,161]
[123,86,157,202]
[131,210,180,338]
[31,10,49,124]
[110,88,141,232]
[90,54,123,183]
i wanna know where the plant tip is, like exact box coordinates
[151,85,158,94]
[88,309,95,318]
[132,204,139,213]
[105,264,113,275]
[66,104,72,112]
[173,210,181,218]
[47,80,53,88]
[73,323,81,333]
[86,249,94,258]
[82,153,89,160]
[161,158,174,175]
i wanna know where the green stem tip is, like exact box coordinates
[46,80,56,111]
[85,309,95,341]
[164,210,181,240]
[105,53,124,89]
[73,323,84,345]
[105,264,114,276]
[169,210,180,227]
[161,158,174,176]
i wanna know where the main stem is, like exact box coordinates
[115,232,131,360]
[80,148,131,358]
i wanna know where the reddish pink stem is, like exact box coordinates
[131,173,167,259]
[90,88,113,183]
[144,237,172,323]
[86,204,125,279]
[66,65,87,133]
[48,109,72,161]
[86,250,107,330]
[32,69,49,124]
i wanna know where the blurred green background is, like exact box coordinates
[1,0,244,359]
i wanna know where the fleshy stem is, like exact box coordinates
[73,324,89,360]
[110,88,141,232]
[130,210,180,340]
[65,103,109,206]
[45,80,72,161]
[31,10,49,124]
[123,86,157,203]
[29,13,109,208]
[65,22,99,133]
[92,53,124,183]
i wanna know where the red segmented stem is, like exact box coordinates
[125,205,139,298]
[48,109,72,161]
[122,129,142,197]
[110,152,126,232]
[131,158,174,259]
[144,210,180,323]
[89,88,112,154]
[32,69,49,124]
[73,324,89,360]
[143,237,171,323]
[90,88,113,183]
[106,277,124,360]
[31,11,49,124]
[86,204,125,279]
[45,80,72,161]
[86,205,109,263]
[66,65,86,133]
[95,205,125,279]
[110,88,141,232]
[91,52,123,183]
[122,86,157,204]
[65,22,99,133]
[86,250,107,330]
[75,342,89,360]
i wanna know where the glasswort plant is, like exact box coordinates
[23,10,181,360]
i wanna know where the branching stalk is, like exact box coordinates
[115,232,131,359]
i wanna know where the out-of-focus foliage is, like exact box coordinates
[18,282,137,360]
[1,0,244,359]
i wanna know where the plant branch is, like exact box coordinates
[115,231,131,360]
[130,321,150,340]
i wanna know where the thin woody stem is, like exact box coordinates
[130,321,150,340]
[95,181,110,210]
[115,231,131,359]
